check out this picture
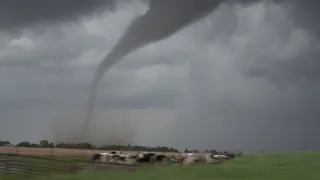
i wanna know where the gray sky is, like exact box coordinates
[0,0,319,152]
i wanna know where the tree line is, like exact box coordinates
[0,140,179,152]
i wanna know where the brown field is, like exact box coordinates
[0,147,183,157]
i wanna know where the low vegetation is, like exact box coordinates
[0,155,89,180]
[31,151,320,180]
[2,139,320,180]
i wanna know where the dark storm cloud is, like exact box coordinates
[290,1,320,39]
[245,43,320,86]
[0,0,117,31]
[167,1,320,152]
[241,1,320,86]
[1,0,320,152]
[230,1,320,39]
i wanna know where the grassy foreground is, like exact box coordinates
[30,151,320,180]
[0,155,90,180]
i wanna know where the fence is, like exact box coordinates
[0,153,84,177]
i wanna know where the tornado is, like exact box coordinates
[81,0,223,138]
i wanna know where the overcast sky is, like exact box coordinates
[0,0,319,152]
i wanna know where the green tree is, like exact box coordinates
[203,149,210,153]
[48,142,55,148]
[0,140,11,146]
[30,143,39,147]
[54,142,179,152]
[210,149,218,154]
[40,140,49,148]
[16,141,33,147]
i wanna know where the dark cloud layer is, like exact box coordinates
[171,1,320,152]
[291,1,320,39]
[0,0,117,31]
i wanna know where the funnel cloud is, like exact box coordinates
[83,0,223,140]
[0,0,319,152]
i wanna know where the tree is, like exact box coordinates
[30,143,39,147]
[16,141,33,147]
[48,142,55,148]
[40,140,49,148]
[55,142,95,149]
[15,140,179,152]
[0,140,11,146]
[210,149,218,154]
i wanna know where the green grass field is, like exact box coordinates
[2,151,320,180]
